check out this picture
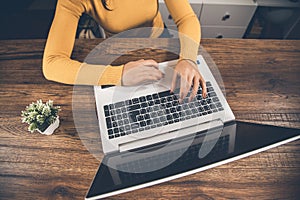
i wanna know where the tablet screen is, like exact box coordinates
[86,121,299,199]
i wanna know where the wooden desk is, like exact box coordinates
[0,39,299,199]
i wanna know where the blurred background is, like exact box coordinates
[0,0,299,40]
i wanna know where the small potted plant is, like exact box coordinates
[21,100,61,135]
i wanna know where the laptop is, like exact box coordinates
[86,121,300,199]
[94,55,235,154]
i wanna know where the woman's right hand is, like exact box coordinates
[122,59,164,86]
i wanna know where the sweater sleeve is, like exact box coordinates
[164,0,201,63]
[43,0,123,85]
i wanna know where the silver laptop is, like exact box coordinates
[94,55,235,154]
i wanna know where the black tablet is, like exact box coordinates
[86,121,299,199]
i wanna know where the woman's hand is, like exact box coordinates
[170,59,207,103]
[122,59,164,86]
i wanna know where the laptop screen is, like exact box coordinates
[86,121,299,199]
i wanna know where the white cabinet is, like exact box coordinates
[158,0,203,30]
[159,0,257,38]
[200,0,257,38]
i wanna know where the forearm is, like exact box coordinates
[43,52,124,85]
[177,14,201,62]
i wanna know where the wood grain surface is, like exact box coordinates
[0,38,299,200]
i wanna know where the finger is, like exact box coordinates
[170,70,178,93]
[142,59,159,68]
[189,76,200,102]
[199,76,207,98]
[179,76,190,103]
[142,67,163,78]
[149,70,164,80]
[141,74,162,84]
[138,71,163,83]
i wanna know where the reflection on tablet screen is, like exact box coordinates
[86,121,299,199]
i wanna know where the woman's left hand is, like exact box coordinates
[170,59,207,103]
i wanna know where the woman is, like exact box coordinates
[43,0,206,101]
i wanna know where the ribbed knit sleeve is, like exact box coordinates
[164,0,201,63]
[42,0,123,85]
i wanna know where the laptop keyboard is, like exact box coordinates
[104,81,224,139]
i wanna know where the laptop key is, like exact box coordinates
[206,98,212,104]
[144,114,150,119]
[140,121,146,127]
[124,118,129,124]
[167,96,173,101]
[154,99,160,104]
[125,125,131,130]
[173,113,180,119]
[106,117,112,128]
[157,123,162,127]
[152,93,159,99]
[125,131,132,135]
[212,97,219,102]
[146,95,152,100]
[203,105,210,111]
[119,126,125,132]
[132,129,138,133]
[108,129,113,135]
[159,90,171,98]
[114,101,125,108]
[151,125,156,129]
[132,98,139,104]
[131,123,139,129]
[113,128,119,133]
[160,116,167,122]
[192,108,198,114]
[118,120,124,126]
[139,96,146,102]
[128,104,140,111]
[153,118,160,124]
[109,135,114,139]
[216,102,222,108]
[208,92,217,97]
[109,104,114,110]
[207,87,214,92]
[160,97,167,103]
[146,119,153,125]
[125,99,132,106]
[112,121,118,127]
[148,101,154,106]
[104,110,110,117]
[157,110,164,116]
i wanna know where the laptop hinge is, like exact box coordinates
[119,119,224,153]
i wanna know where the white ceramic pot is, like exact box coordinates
[38,117,60,135]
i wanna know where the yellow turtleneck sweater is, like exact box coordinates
[43,0,201,85]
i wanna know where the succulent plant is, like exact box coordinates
[21,100,60,133]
